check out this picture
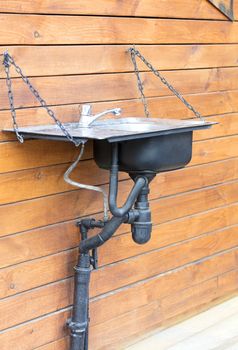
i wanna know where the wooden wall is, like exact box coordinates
[0,1,238,349]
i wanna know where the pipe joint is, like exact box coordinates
[67,319,87,336]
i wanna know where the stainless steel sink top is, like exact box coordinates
[4,117,215,143]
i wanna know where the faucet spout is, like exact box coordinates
[93,108,121,120]
[79,104,121,127]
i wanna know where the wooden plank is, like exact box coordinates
[71,272,238,349]
[217,269,238,296]
[194,113,238,141]
[35,338,68,350]
[91,228,238,297]
[2,44,238,78]
[0,309,70,350]
[161,279,218,322]
[0,15,238,45]
[150,180,238,227]
[100,205,238,268]
[160,272,238,327]
[0,160,111,205]
[153,158,238,198]
[1,91,237,143]
[1,222,238,299]
[0,176,238,238]
[0,0,225,19]
[0,220,79,269]
[1,68,238,110]
[93,261,238,328]
[0,3,236,349]
[91,279,215,349]
[0,169,238,238]
[0,248,236,330]
[1,200,238,270]
[0,279,73,331]
[234,1,238,19]
[0,155,237,206]
[191,135,238,166]
[6,269,236,350]
[0,139,92,173]
[0,249,76,299]
[0,128,238,174]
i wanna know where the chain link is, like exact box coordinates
[129,48,150,118]
[128,46,204,121]
[2,52,81,146]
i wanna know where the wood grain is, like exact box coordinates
[0,15,237,45]
[24,268,238,350]
[192,135,238,165]
[1,91,238,142]
[1,200,238,270]
[0,68,238,110]
[0,248,236,331]
[36,338,68,350]
[1,44,238,78]
[0,139,92,173]
[1,2,238,347]
[0,132,236,173]
[0,173,238,237]
[0,0,225,19]
[194,113,238,141]
[1,212,238,299]
[0,156,237,206]
[1,268,237,350]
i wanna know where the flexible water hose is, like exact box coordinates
[63,142,109,220]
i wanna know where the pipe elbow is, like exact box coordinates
[109,176,147,217]
[79,216,124,253]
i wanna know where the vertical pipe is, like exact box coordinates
[68,253,91,350]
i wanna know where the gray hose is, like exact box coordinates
[63,142,109,220]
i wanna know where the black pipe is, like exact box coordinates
[67,253,91,350]
[68,215,126,350]
[68,143,154,350]
[131,180,152,244]
[79,215,125,254]
[109,143,147,217]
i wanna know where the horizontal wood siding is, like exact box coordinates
[0,1,238,349]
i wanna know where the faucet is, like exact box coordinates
[79,104,121,127]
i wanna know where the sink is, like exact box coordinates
[4,117,215,173]
[92,117,214,173]
[94,131,193,173]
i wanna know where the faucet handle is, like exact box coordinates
[81,104,92,116]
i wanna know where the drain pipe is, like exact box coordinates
[67,143,153,350]
[68,214,139,350]
[109,143,147,217]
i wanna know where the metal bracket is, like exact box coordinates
[208,0,234,21]
[90,248,98,270]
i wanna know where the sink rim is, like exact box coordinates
[3,117,216,143]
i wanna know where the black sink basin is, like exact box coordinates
[94,131,193,173]
[4,117,214,173]
[92,117,214,173]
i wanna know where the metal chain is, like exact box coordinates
[2,52,81,146]
[129,48,150,118]
[128,46,204,121]
[3,55,24,143]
